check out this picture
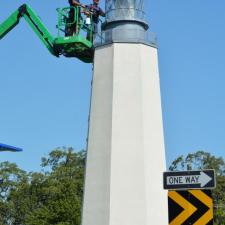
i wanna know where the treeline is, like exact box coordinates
[0,148,85,225]
[0,149,224,224]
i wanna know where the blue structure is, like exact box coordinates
[0,143,23,152]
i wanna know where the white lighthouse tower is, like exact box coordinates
[81,1,168,224]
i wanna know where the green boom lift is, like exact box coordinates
[0,4,94,63]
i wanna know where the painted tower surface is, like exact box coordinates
[81,1,168,225]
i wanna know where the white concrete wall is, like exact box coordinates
[81,43,168,225]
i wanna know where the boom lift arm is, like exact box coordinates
[0,4,94,63]
[0,4,57,56]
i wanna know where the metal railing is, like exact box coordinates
[94,28,157,47]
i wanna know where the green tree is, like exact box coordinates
[169,151,225,225]
[0,148,86,225]
[0,161,28,225]
[25,148,86,225]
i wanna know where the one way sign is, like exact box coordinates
[163,170,216,190]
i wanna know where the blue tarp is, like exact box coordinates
[0,143,23,152]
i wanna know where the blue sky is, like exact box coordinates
[0,0,225,172]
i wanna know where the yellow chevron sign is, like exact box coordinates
[168,190,213,225]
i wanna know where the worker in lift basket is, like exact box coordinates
[65,0,84,36]
[85,0,105,42]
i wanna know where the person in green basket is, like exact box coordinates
[65,0,83,36]
[85,0,105,42]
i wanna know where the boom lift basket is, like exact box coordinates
[54,6,94,62]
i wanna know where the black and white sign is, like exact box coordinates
[163,170,216,190]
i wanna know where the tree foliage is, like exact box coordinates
[0,148,86,225]
[169,151,225,225]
